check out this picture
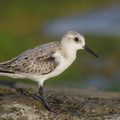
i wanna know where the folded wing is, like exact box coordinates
[0,41,60,75]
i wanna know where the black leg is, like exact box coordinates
[39,86,55,112]
[39,86,51,110]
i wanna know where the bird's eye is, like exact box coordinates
[74,37,79,42]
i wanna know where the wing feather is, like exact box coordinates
[0,41,60,75]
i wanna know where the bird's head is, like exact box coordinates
[61,31,99,58]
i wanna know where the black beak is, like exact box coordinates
[83,45,99,58]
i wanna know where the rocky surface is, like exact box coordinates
[0,82,120,120]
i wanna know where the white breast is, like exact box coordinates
[42,50,76,79]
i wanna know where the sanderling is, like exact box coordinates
[0,31,99,112]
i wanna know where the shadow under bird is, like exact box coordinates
[0,31,99,112]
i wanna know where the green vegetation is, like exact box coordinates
[0,0,120,91]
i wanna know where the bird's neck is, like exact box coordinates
[60,43,77,60]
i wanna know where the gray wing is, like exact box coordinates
[0,41,60,75]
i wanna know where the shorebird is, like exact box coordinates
[0,31,99,112]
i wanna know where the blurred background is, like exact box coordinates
[0,0,120,91]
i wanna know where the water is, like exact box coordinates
[43,5,120,37]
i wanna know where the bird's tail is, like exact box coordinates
[0,61,14,73]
